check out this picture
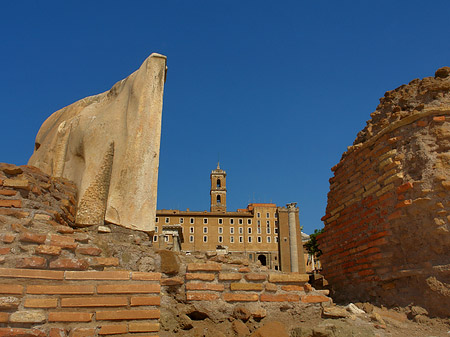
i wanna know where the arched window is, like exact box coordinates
[217,179,221,188]
[217,195,221,204]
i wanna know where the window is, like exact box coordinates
[203,236,208,243]
[190,227,194,234]
[266,220,270,226]
[153,235,158,242]
[155,226,158,233]
[217,195,221,204]
[275,213,278,218]
[257,212,260,218]
[248,227,252,234]
[274,226,278,234]
[219,227,223,234]
[267,236,271,243]
[266,212,270,218]
[203,218,208,224]
[248,236,252,243]
[257,227,261,234]
[203,227,208,234]
[239,219,243,225]
[239,236,243,243]
[230,219,234,225]
[257,236,262,243]
[239,227,243,234]
[218,218,223,224]
[190,218,194,224]
[179,218,184,224]
[164,235,169,242]
[230,236,234,243]
[247,219,252,225]
[267,227,271,234]
[189,235,194,243]
[275,236,279,242]
[218,236,223,243]
[155,217,159,223]
[230,227,235,234]
[165,217,169,223]
[257,220,261,226]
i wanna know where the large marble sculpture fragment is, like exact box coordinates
[28,53,167,232]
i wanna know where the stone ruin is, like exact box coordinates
[28,53,167,232]
[319,66,450,317]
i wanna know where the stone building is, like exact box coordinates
[156,164,306,273]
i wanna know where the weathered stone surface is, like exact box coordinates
[28,53,167,232]
[250,321,289,337]
[0,297,20,310]
[232,320,250,336]
[9,310,46,323]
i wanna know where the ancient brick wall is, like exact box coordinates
[319,67,450,317]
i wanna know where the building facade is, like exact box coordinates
[155,164,306,273]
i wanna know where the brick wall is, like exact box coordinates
[0,268,161,336]
[166,262,330,305]
[319,106,450,316]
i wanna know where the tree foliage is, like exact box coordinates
[305,228,324,257]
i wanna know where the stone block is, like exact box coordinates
[9,311,46,324]
[95,309,160,320]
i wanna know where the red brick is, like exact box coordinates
[49,258,89,270]
[219,273,242,281]
[56,226,74,234]
[76,246,102,256]
[35,245,61,256]
[0,328,46,337]
[187,263,221,272]
[0,209,29,218]
[186,292,220,301]
[268,274,309,283]
[131,272,161,281]
[49,234,77,250]
[49,328,67,337]
[387,210,403,220]
[48,312,93,322]
[417,120,428,126]
[260,293,300,302]
[185,273,215,281]
[433,116,446,122]
[265,283,277,292]
[96,309,160,320]
[0,284,23,294]
[97,284,160,294]
[98,324,127,335]
[230,283,263,291]
[0,190,17,196]
[16,257,47,269]
[128,322,159,333]
[19,232,46,244]
[281,285,304,291]
[0,234,15,244]
[65,271,130,280]
[0,248,10,255]
[130,296,161,306]
[244,273,267,281]
[0,199,21,208]
[69,328,95,337]
[0,268,64,280]
[61,297,128,307]
[161,277,184,286]
[90,257,119,267]
[301,295,331,303]
[223,293,259,302]
[239,267,251,273]
[24,298,58,308]
[27,284,94,295]
[186,283,224,291]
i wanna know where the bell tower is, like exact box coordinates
[210,162,227,212]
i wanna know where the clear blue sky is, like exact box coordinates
[1,1,450,235]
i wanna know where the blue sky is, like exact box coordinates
[1,1,450,234]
